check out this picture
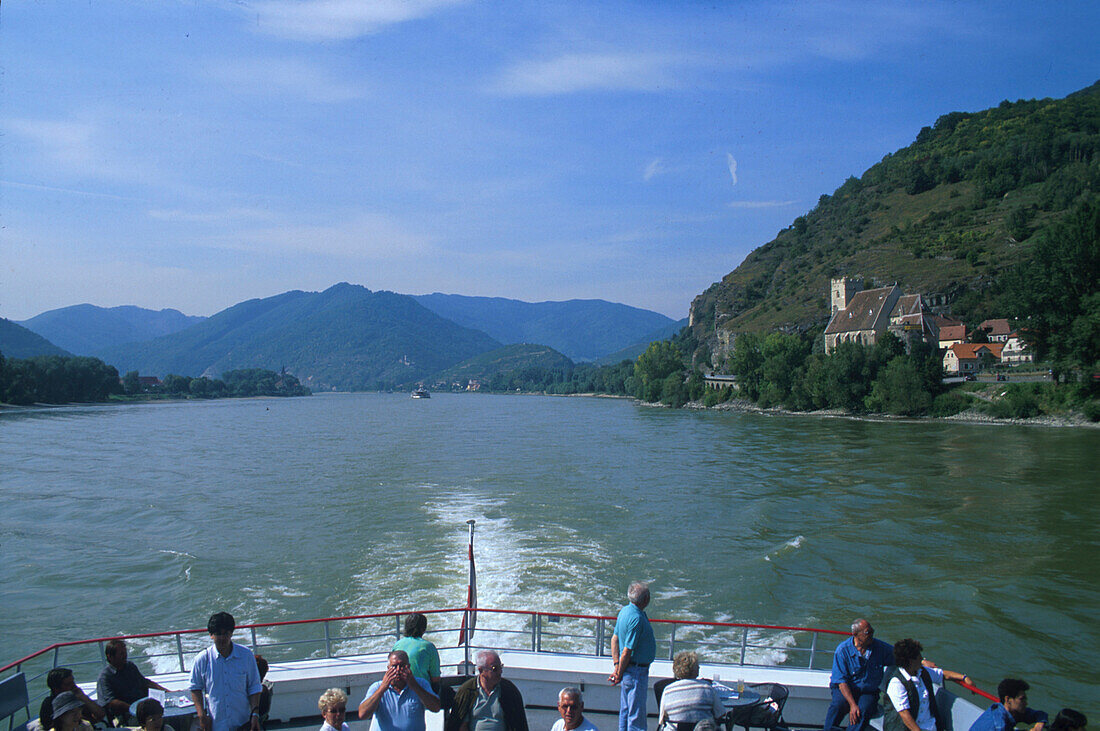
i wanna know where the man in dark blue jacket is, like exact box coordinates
[969,679,1048,731]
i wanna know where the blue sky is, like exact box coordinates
[2,1,1098,321]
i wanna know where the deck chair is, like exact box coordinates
[0,673,30,731]
[725,682,788,731]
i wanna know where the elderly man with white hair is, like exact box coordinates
[552,688,598,731]
[609,581,656,731]
[445,650,529,731]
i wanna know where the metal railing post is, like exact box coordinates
[530,615,538,652]
[596,619,604,657]
[250,627,258,652]
[176,634,186,673]
[395,615,403,642]
[739,627,748,665]
[324,621,334,658]
[808,631,818,669]
[668,625,677,660]
[52,647,59,669]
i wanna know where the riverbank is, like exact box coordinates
[679,396,1100,428]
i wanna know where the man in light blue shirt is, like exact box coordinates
[358,650,440,731]
[609,581,656,731]
[189,612,263,731]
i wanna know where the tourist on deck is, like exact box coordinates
[51,692,95,731]
[318,689,350,731]
[96,639,169,724]
[552,688,598,731]
[357,650,440,731]
[446,650,529,731]
[393,613,442,687]
[189,612,263,731]
[1050,709,1087,731]
[608,581,656,731]
[968,679,1048,731]
[255,655,274,724]
[129,698,165,731]
[657,652,726,731]
[823,618,898,731]
[882,639,969,731]
[38,668,105,731]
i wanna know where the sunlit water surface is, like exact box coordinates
[1,393,1096,712]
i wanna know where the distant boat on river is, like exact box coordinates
[411,386,430,399]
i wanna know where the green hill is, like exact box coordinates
[95,283,502,390]
[0,318,71,359]
[413,293,675,362]
[689,79,1100,357]
[427,343,573,387]
[19,304,204,355]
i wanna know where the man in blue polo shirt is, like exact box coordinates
[358,650,441,731]
[609,581,656,731]
[823,618,896,731]
[968,679,1047,731]
[190,612,263,731]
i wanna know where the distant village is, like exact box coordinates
[822,277,1030,375]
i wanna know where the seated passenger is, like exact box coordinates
[255,655,274,723]
[357,651,440,731]
[39,669,105,730]
[1050,710,1087,731]
[883,639,968,731]
[97,640,169,724]
[824,619,895,731]
[969,679,1048,731]
[318,689,349,731]
[393,613,441,688]
[552,688,598,731]
[131,699,165,731]
[657,652,725,731]
[446,650,529,731]
[51,693,95,731]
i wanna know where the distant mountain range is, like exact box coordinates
[0,318,71,359]
[413,293,675,362]
[8,288,678,390]
[18,304,204,354]
[93,284,502,390]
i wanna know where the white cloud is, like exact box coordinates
[726,153,738,186]
[249,0,468,41]
[147,207,276,224]
[3,118,97,168]
[727,200,797,209]
[643,158,664,182]
[204,57,365,103]
[489,52,678,96]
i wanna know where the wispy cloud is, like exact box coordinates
[489,52,679,96]
[148,207,277,224]
[0,179,145,202]
[727,200,797,209]
[222,213,433,260]
[248,0,468,41]
[3,118,97,168]
[204,57,365,103]
[726,153,738,186]
[643,158,664,182]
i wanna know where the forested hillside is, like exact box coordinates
[690,79,1100,358]
[0,318,70,359]
[96,283,501,390]
[20,304,204,354]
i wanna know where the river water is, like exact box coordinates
[1,393,1096,713]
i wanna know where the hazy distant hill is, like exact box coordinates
[595,318,689,365]
[428,343,574,386]
[19,304,205,355]
[95,283,501,390]
[689,79,1100,357]
[0,318,71,359]
[413,293,675,362]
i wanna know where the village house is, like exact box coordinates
[1001,332,1033,364]
[977,318,1013,342]
[824,277,939,354]
[943,342,1004,374]
[938,324,967,349]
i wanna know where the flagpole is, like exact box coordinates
[461,519,476,674]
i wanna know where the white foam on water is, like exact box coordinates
[764,535,806,562]
[158,549,198,559]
